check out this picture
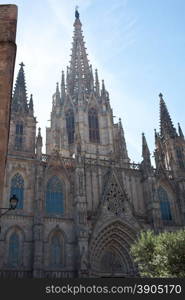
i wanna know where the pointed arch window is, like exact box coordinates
[50,235,63,266]
[65,109,75,144]
[88,107,100,143]
[158,187,172,221]
[176,147,185,169]
[46,176,64,214]
[10,173,24,209]
[15,122,23,150]
[8,233,20,267]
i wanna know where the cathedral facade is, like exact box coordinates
[0,10,185,278]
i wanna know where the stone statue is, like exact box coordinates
[80,246,88,270]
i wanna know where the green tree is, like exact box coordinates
[130,229,185,278]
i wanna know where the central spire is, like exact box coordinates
[67,8,92,98]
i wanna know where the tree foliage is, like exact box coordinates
[130,229,185,278]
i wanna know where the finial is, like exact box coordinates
[19,62,25,68]
[61,70,65,84]
[159,93,163,100]
[75,6,80,19]
[38,127,41,135]
[102,79,105,88]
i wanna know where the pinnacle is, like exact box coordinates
[159,93,176,138]
[12,62,29,114]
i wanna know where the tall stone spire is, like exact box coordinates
[55,82,61,107]
[118,118,129,161]
[178,122,184,139]
[95,69,100,96]
[36,127,43,159]
[142,132,152,172]
[61,70,66,102]
[159,93,176,138]
[142,133,150,160]
[67,7,92,98]
[28,94,34,115]
[12,62,28,113]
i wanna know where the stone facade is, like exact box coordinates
[1,9,185,278]
[0,5,17,200]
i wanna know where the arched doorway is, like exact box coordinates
[89,221,136,277]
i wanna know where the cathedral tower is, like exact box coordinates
[8,63,36,157]
[155,93,185,177]
[46,9,129,163]
[1,8,184,279]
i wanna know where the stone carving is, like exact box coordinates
[106,180,124,215]
[80,246,88,270]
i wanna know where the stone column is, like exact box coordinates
[74,154,89,277]
[0,5,17,201]
[33,166,44,278]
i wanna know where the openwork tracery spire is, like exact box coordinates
[66,7,92,98]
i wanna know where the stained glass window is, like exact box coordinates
[46,176,64,214]
[8,233,19,267]
[158,187,172,221]
[10,173,24,209]
[88,108,100,143]
[15,122,23,150]
[66,110,75,144]
[51,235,62,266]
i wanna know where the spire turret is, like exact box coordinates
[61,70,66,102]
[12,62,28,113]
[118,118,129,161]
[28,94,34,115]
[36,127,43,159]
[95,69,100,96]
[141,132,152,172]
[142,132,150,160]
[101,80,106,98]
[159,93,176,138]
[178,123,184,139]
[55,82,61,106]
[90,64,94,91]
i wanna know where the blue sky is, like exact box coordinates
[1,0,185,163]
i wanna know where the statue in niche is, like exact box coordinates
[80,246,88,270]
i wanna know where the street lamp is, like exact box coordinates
[0,194,18,218]
[9,194,18,210]
[0,194,18,233]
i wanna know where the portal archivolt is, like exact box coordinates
[89,221,136,277]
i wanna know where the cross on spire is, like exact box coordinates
[19,62,25,68]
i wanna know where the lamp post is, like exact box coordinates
[0,194,18,232]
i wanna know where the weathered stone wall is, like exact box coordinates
[0,5,17,201]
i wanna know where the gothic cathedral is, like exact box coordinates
[0,9,185,278]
